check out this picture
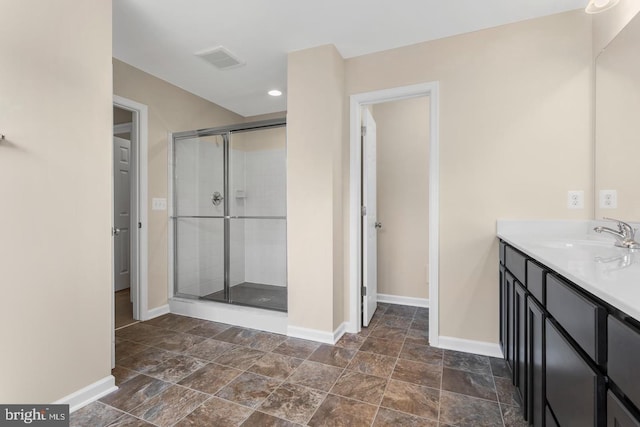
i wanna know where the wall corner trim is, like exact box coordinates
[145,304,170,320]
[377,294,429,308]
[53,375,117,413]
[437,336,504,358]
[287,322,348,345]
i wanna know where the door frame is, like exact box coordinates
[113,95,149,322]
[347,82,440,347]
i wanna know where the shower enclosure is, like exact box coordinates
[172,119,287,312]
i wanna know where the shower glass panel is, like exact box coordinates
[172,120,287,312]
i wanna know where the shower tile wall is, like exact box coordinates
[175,128,286,299]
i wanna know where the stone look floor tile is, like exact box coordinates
[145,314,207,332]
[148,331,206,353]
[70,401,124,427]
[381,379,439,420]
[213,346,266,369]
[307,394,378,427]
[185,321,231,338]
[184,338,236,361]
[392,358,442,388]
[439,390,503,426]
[247,331,288,352]
[178,363,243,394]
[117,347,173,374]
[240,411,300,427]
[129,385,209,427]
[443,350,492,375]
[377,315,413,329]
[329,370,388,404]
[490,357,512,378]
[372,407,438,427]
[259,383,326,424]
[501,404,529,427]
[359,337,402,358]
[369,325,408,342]
[286,360,343,391]
[100,374,171,412]
[115,339,148,362]
[112,366,138,386]
[335,333,366,350]
[247,352,303,380]
[272,338,320,359]
[399,341,443,365]
[174,397,252,427]
[215,372,282,408]
[405,329,430,346]
[214,326,261,346]
[347,351,397,378]
[410,318,429,330]
[441,367,498,401]
[105,414,155,426]
[384,304,417,318]
[115,323,165,343]
[495,376,521,406]
[144,354,208,383]
[308,344,356,368]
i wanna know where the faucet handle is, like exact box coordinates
[602,217,635,238]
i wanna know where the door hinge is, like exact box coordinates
[138,222,142,229]
[362,286,367,296]
[361,206,367,216]
[361,125,367,136]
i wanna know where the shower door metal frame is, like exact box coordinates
[171,118,287,310]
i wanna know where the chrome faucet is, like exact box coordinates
[593,217,640,249]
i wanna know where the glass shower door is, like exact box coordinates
[174,134,226,301]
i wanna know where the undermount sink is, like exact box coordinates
[532,239,613,250]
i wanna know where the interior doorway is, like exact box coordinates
[349,82,440,346]
[111,95,149,365]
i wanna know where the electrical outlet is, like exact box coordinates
[152,198,167,210]
[599,189,617,209]
[567,190,584,209]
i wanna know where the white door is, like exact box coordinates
[362,108,379,327]
[113,136,131,292]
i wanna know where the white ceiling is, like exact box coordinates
[113,0,586,117]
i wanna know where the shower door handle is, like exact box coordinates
[212,192,224,206]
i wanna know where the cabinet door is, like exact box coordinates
[527,298,545,427]
[515,281,527,417]
[546,319,604,426]
[506,272,515,377]
[500,265,507,361]
[608,391,640,427]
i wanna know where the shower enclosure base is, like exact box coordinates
[202,282,287,312]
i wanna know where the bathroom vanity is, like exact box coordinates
[497,220,640,427]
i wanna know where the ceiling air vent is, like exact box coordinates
[196,46,245,70]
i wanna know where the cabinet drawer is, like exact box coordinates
[608,391,640,427]
[526,260,545,305]
[608,316,640,411]
[500,240,506,265]
[505,245,527,285]
[546,319,604,427]
[546,274,606,364]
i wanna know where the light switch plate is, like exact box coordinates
[567,190,584,209]
[152,198,167,211]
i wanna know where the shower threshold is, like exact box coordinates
[201,282,287,312]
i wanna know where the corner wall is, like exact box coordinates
[344,10,593,343]
[113,60,244,311]
[0,0,113,402]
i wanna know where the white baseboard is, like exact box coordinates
[169,297,287,335]
[53,375,117,413]
[377,294,429,308]
[437,335,503,358]
[144,304,170,321]
[287,322,348,345]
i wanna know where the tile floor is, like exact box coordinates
[72,303,526,426]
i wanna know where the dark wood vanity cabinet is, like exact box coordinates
[499,240,640,426]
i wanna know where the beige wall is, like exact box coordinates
[0,0,112,402]
[287,45,345,332]
[595,12,640,220]
[113,59,244,310]
[593,0,640,54]
[372,97,430,299]
[346,10,593,343]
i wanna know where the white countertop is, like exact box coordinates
[497,220,640,322]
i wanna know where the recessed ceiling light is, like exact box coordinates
[268,90,282,97]
[585,0,619,14]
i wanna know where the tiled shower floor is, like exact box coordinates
[202,282,287,312]
[71,303,526,426]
